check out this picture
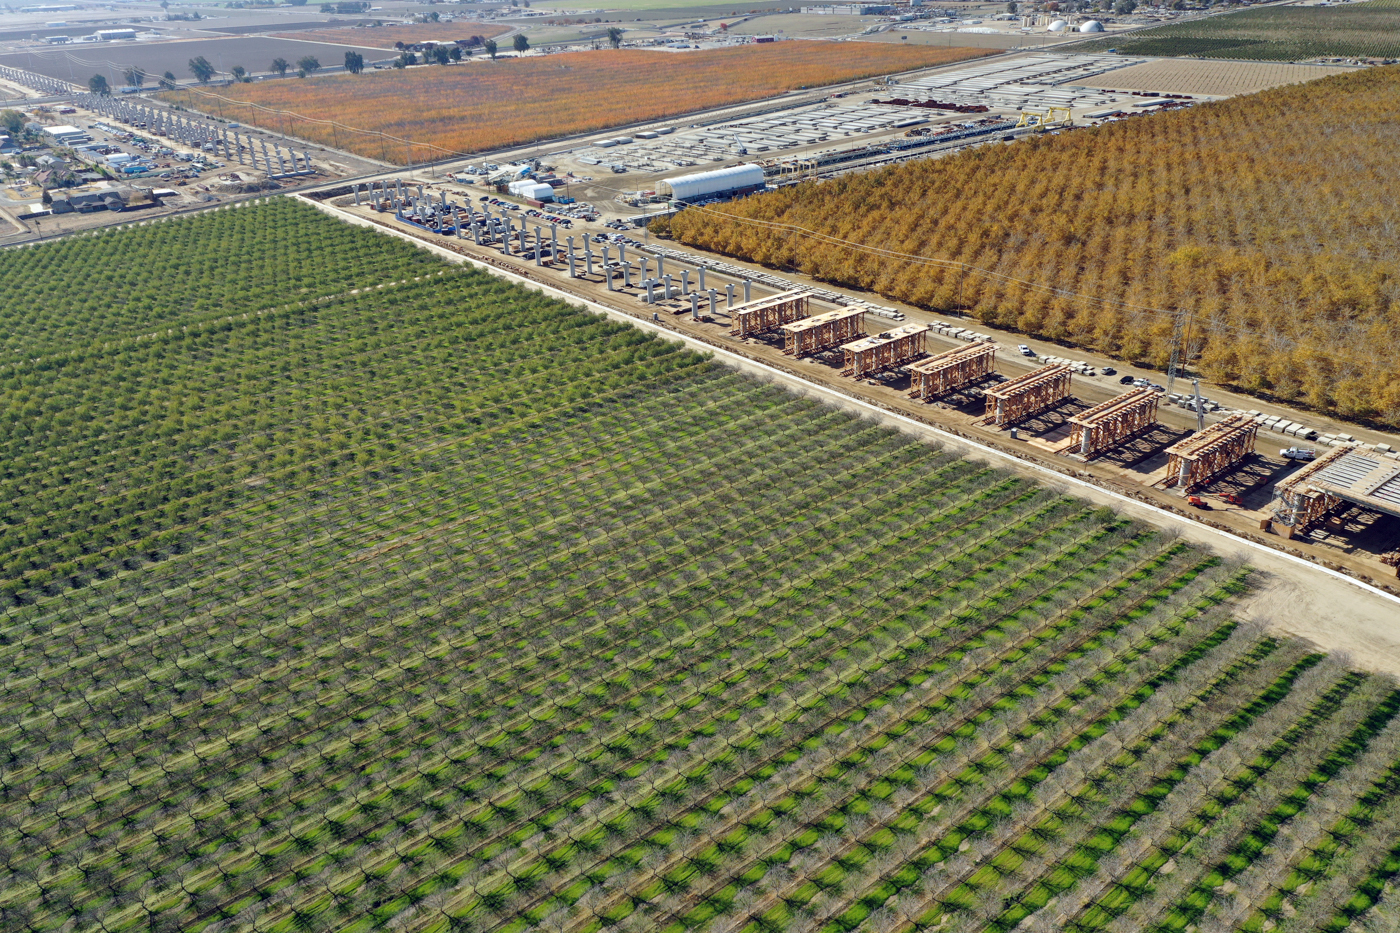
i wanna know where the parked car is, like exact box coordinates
[1120,376,1135,385]
[1280,447,1317,461]
[1017,344,1033,357]
[1101,367,1116,375]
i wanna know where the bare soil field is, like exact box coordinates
[272,22,512,50]
[1074,56,1360,97]
[0,35,385,86]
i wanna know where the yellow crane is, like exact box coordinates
[1016,107,1073,130]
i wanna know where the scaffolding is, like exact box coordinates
[782,307,866,357]
[1066,387,1159,458]
[1163,414,1260,491]
[907,342,997,400]
[983,364,1073,426]
[729,289,811,338]
[840,324,929,379]
[1270,444,1400,536]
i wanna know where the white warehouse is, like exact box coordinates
[662,163,766,202]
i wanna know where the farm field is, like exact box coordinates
[659,65,1400,427]
[272,23,512,50]
[0,35,386,88]
[1070,57,1359,97]
[1073,0,1400,61]
[158,43,997,162]
[2,198,1400,933]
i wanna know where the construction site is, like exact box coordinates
[312,173,1400,590]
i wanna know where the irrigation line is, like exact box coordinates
[297,195,1400,622]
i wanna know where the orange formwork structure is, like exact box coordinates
[1270,443,1400,539]
[1066,387,1160,458]
[730,289,811,338]
[907,342,998,400]
[782,307,866,357]
[1163,413,1260,491]
[983,364,1073,426]
[840,324,929,379]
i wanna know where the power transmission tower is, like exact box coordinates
[1165,309,1189,398]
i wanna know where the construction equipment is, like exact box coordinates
[1015,107,1072,130]
[1187,496,1210,509]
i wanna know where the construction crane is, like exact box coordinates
[1015,107,1072,130]
[732,135,748,155]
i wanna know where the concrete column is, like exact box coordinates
[416,184,423,200]
[622,263,633,289]
[664,274,673,300]
[585,243,594,277]
[645,280,655,304]
[518,225,527,253]
[699,267,706,291]
[534,226,542,265]
[441,190,448,208]
[681,270,690,295]
[691,293,700,320]
[619,243,626,263]
[727,284,735,308]
[708,288,717,316]
[473,223,482,245]
[603,247,611,289]
[744,280,751,303]
[639,257,649,280]
[550,224,558,257]
[353,184,361,206]
[657,254,664,277]
[303,151,312,172]
[568,249,576,278]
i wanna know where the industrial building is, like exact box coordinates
[94,28,137,41]
[662,163,766,203]
[506,179,555,202]
[43,124,91,146]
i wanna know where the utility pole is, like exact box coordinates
[1192,378,1205,432]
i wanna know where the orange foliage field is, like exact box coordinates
[661,66,1400,427]
[164,44,993,162]
[272,23,510,50]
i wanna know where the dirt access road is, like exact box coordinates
[300,194,1400,676]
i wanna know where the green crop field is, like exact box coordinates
[1075,0,1400,61]
[3,199,1400,933]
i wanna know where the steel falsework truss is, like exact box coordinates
[907,342,997,400]
[1066,387,1159,458]
[782,307,866,357]
[1163,413,1260,491]
[1270,444,1358,532]
[730,289,811,338]
[840,324,929,379]
[983,364,1073,426]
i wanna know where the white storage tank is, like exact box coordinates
[663,163,766,202]
[1047,19,1068,31]
[1079,19,1104,32]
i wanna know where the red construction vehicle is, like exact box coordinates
[1187,496,1210,509]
